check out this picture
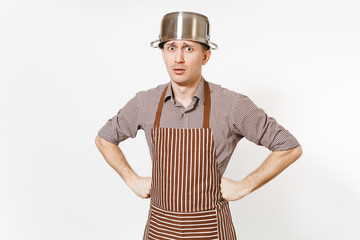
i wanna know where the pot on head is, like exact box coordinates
[150,11,218,50]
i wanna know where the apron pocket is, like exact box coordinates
[147,204,219,240]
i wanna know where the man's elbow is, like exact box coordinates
[95,135,109,150]
[95,135,118,149]
[291,145,303,161]
[274,145,302,164]
[95,135,102,149]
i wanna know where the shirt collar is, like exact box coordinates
[164,76,206,105]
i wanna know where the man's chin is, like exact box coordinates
[170,76,189,85]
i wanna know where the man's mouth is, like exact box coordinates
[173,68,185,75]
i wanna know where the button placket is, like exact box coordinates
[184,112,189,127]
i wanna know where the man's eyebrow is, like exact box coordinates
[165,41,176,46]
[183,42,195,47]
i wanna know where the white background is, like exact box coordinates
[1,0,359,239]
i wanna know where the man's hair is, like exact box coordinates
[159,41,210,52]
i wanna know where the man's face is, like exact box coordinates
[161,40,211,86]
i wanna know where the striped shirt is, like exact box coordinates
[98,77,300,175]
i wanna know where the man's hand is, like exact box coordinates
[127,175,152,199]
[220,177,247,201]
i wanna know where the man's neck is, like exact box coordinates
[170,76,202,108]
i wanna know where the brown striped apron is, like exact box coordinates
[143,81,237,240]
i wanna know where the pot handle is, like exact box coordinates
[208,41,218,50]
[206,36,218,50]
[150,39,160,48]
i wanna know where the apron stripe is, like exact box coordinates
[167,128,171,209]
[176,129,180,211]
[201,129,205,211]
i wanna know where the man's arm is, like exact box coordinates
[220,145,302,201]
[95,135,151,199]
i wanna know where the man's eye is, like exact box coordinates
[168,46,175,51]
[185,47,193,52]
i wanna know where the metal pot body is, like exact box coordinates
[151,11,218,50]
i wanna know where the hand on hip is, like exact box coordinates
[128,176,152,199]
[220,177,245,201]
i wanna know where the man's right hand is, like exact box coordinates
[127,175,152,199]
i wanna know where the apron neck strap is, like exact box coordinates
[153,80,211,128]
[153,85,168,128]
[202,80,211,128]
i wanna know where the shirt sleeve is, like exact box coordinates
[231,94,300,151]
[97,92,143,145]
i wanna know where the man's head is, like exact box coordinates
[150,11,217,85]
[160,40,211,86]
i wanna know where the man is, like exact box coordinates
[95,11,302,240]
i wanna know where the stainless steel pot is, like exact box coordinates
[150,11,218,50]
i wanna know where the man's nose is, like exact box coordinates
[175,49,184,63]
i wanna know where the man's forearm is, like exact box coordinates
[95,135,152,198]
[220,145,303,201]
[95,135,137,185]
[239,145,303,198]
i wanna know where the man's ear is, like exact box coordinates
[202,50,211,65]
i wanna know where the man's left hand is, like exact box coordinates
[220,177,247,201]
